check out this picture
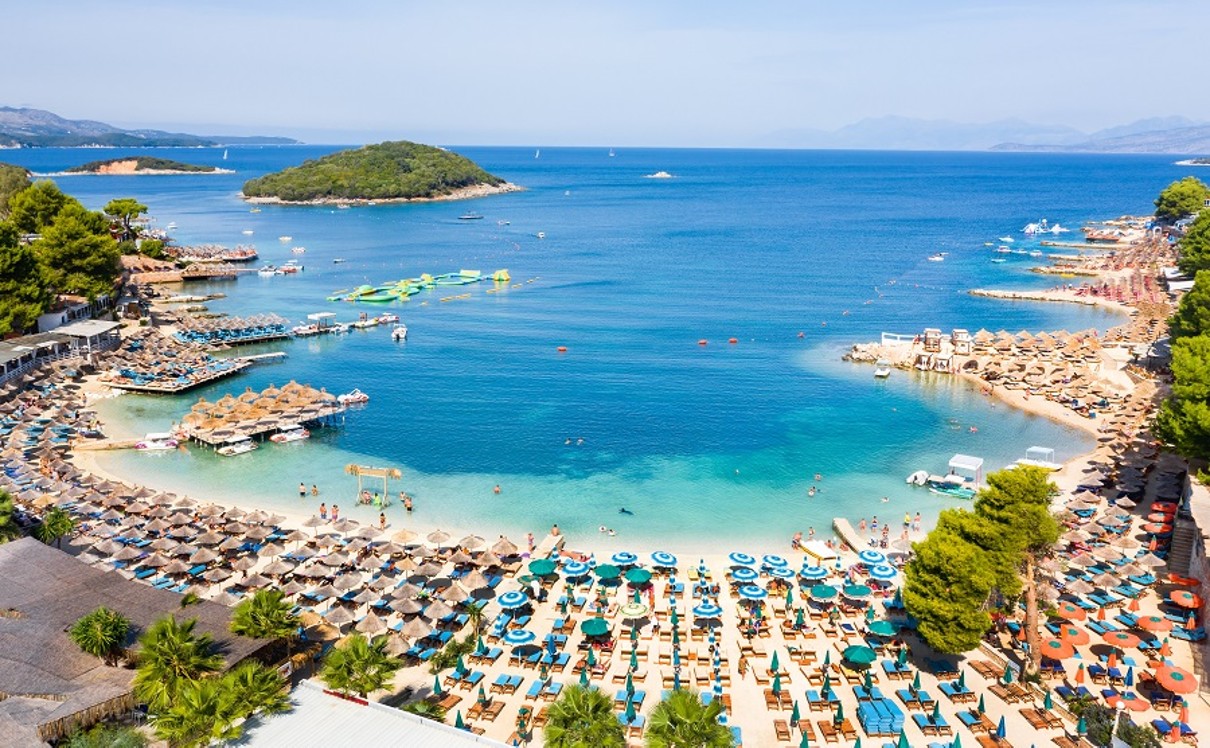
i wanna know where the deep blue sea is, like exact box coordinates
[1,146,1186,551]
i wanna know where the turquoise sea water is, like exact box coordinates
[5,147,1185,551]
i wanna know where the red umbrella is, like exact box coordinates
[1145,512,1170,522]
[1116,695,1150,712]
[1155,665,1198,694]
[1169,590,1202,609]
[1152,501,1177,513]
[1102,630,1140,649]
[1059,624,1091,646]
[1137,615,1174,633]
[1055,601,1086,621]
[1040,638,1076,659]
[1141,523,1172,534]
[1107,651,1119,669]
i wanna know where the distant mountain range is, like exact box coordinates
[761,115,1210,154]
[0,107,298,147]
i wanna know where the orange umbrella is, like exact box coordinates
[1074,663,1085,684]
[1127,597,1140,613]
[1179,702,1189,725]
[1169,590,1202,609]
[1138,615,1174,633]
[1116,695,1150,712]
[1159,639,1172,657]
[1039,638,1076,659]
[1107,651,1118,669]
[1059,624,1091,646]
[1152,501,1177,513]
[1148,537,1158,551]
[1170,722,1182,742]
[1102,630,1140,649]
[1096,607,1107,622]
[1055,601,1086,621]
[1155,665,1198,694]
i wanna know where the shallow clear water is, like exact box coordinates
[7,146,1184,551]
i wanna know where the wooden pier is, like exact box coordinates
[234,352,288,365]
[831,517,867,552]
[105,360,252,394]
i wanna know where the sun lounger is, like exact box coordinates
[482,700,506,721]
[816,719,839,743]
[774,719,792,742]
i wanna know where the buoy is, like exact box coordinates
[557,346,567,352]
[728,338,738,344]
[797,332,805,338]
[698,339,708,346]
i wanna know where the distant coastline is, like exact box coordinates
[1174,158,1210,166]
[242,181,523,206]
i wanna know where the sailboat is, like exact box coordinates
[608,148,615,157]
[534,149,540,159]
[222,149,228,160]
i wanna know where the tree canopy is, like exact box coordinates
[1157,333,1210,463]
[150,662,288,748]
[1155,176,1210,223]
[133,616,224,713]
[103,197,147,242]
[241,140,506,202]
[644,688,733,748]
[69,607,132,665]
[0,162,30,218]
[1170,270,1210,339]
[0,227,50,335]
[7,180,82,234]
[0,489,20,543]
[34,203,121,300]
[1177,210,1210,276]
[544,684,626,748]
[319,633,401,698]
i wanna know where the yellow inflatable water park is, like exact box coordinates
[326,269,510,302]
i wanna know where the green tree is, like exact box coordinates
[903,512,999,653]
[34,506,74,548]
[133,616,224,713]
[7,180,80,233]
[224,660,290,718]
[645,688,732,748]
[34,203,121,300]
[401,700,447,722]
[0,163,31,219]
[1155,176,1210,222]
[150,675,241,748]
[1156,334,1210,462]
[138,238,166,259]
[0,226,50,335]
[1178,211,1210,275]
[63,723,148,748]
[230,589,301,655]
[466,600,486,634]
[1170,270,1210,339]
[103,198,147,242]
[544,684,626,748]
[69,606,132,665]
[0,489,20,543]
[972,466,1060,676]
[319,633,402,698]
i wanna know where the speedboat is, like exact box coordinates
[269,427,310,444]
[338,389,370,405]
[458,212,484,220]
[257,265,277,277]
[291,324,320,336]
[330,323,349,334]
[376,312,399,324]
[292,246,306,254]
[217,436,258,457]
[136,432,178,451]
[242,229,254,235]
[927,254,945,262]
[279,236,292,242]
[391,324,408,341]
[333,258,345,264]
[995,246,1012,253]
[536,231,546,239]
[644,171,673,179]
[873,360,892,378]
[998,236,1014,243]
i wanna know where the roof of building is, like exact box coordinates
[232,681,510,747]
[55,320,121,338]
[0,538,269,746]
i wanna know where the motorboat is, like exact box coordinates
[136,432,178,451]
[376,312,399,324]
[998,236,1014,243]
[292,246,306,254]
[257,265,277,277]
[991,258,1007,263]
[644,171,673,179]
[338,389,370,405]
[269,426,310,444]
[333,258,345,264]
[391,324,408,341]
[536,231,546,239]
[873,360,892,378]
[458,212,484,220]
[291,323,320,336]
[905,470,929,486]
[927,253,945,262]
[217,436,258,457]
[242,229,254,235]
[995,246,1012,253]
[330,323,349,334]
[279,236,292,242]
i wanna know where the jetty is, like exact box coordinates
[831,517,866,552]
[180,381,345,447]
[174,314,290,346]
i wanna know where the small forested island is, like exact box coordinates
[66,157,225,174]
[241,140,519,204]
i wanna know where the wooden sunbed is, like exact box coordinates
[774,719,793,742]
[816,719,840,743]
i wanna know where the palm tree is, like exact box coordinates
[320,633,402,698]
[645,689,732,748]
[466,600,486,634]
[544,684,625,748]
[401,700,447,722]
[0,489,21,543]
[133,616,224,713]
[224,661,290,716]
[34,506,73,548]
[68,606,131,665]
[150,676,240,748]
[230,589,301,655]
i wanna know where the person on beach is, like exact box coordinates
[319,502,327,520]
[526,532,535,552]
[913,512,922,532]
[807,527,815,541]
[550,524,560,536]
[298,482,306,497]
[903,513,911,529]
[871,516,879,533]
[379,512,387,530]
[791,531,802,549]
[858,517,867,533]
[331,504,340,521]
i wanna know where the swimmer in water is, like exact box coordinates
[619,507,633,515]
[808,486,817,497]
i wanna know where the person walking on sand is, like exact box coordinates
[526,532,535,552]
[379,512,387,530]
[319,502,327,521]
[331,504,340,522]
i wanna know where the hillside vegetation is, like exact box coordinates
[67,157,217,173]
[241,141,505,202]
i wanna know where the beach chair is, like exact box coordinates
[482,700,506,721]
[816,719,839,743]
[525,679,545,700]
[532,705,550,727]
[774,719,792,742]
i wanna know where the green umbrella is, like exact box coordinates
[528,558,556,576]
[896,729,909,748]
[896,647,907,668]
[863,669,873,690]
[957,670,966,689]
[581,617,609,636]
[672,628,680,645]
[455,654,467,674]
[977,694,986,714]
[786,587,794,606]
[475,635,486,654]
[810,584,838,600]
[931,700,941,721]
[868,620,897,637]
[771,651,780,672]
[799,730,811,748]
[539,663,549,682]
[630,625,639,642]
[854,740,861,748]
[559,598,568,613]
[586,648,597,667]
[1043,690,1053,710]
[625,670,634,695]
[865,606,875,622]
[772,672,782,695]
[625,568,652,585]
[911,671,921,692]
[823,650,831,668]
[1002,663,1013,684]
[624,696,636,724]
[843,645,877,665]
[629,649,639,670]
[594,564,621,580]
[795,608,805,627]
[1076,716,1087,736]
[478,684,487,704]
[822,672,832,692]
[670,608,679,625]
[455,709,465,730]
[791,700,800,724]
[433,674,444,696]
[834,700,845,725]
[579,667,589,687]
[951,735,961,748]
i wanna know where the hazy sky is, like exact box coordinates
[8,0,1208,145]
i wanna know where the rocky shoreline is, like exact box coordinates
[242,181,524,206]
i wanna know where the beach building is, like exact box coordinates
[36,294,114,334]
[0,322,119,386]
[231,681,509,747]
[0,538,272,745]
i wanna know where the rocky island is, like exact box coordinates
[241,140,520,204]
[65,157,226,175]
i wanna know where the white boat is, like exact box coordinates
[391,324,408,341]
[338,388,369,405]
[291,323,320,336]
[330,323,349,334]
[291,246,306,254]
[279,236,292,242]
[136,432,178,451]
[873,360,892,378]
[927,254,945,262]
[257,265,277,277]
[536,231,546,239]
[269,426,310,444]
[905,470,929,486]
[166,222,177,230]
[995,246,1012,253]
[337,204,350,210]
[250,207,261,213]
[1029,250,1043,257]
[222,149,228,160]
[644,171,673,179]
[458,213,483,221]
[217,436,258,457]
[1016,446,1062,471]
[534,149,540,159]
[376,312,399,324]
[609,148,615,157]
[242,229,254,236]
[998,236,1014,243]
[333,258,345,264]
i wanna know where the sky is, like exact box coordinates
[7,0,1209,146]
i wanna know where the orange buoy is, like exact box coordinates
[557,346,567,352]
[698,339,708,346]
[728,338,738,344]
